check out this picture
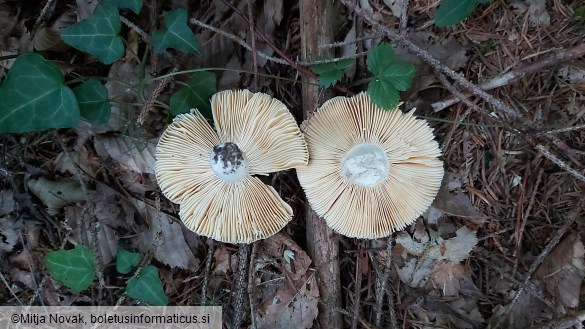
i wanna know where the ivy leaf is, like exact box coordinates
[152,9,202,55]
[367,78,400,110]
[435,0,479,27]
[61,4,124,64]
[116,248,141,274]
[366,43,395,76]
[45,245,96,293]
[311,59,353,88]
[100,0,143,14]
[169,71,216,118]
[0,53,79,133]
[126,266,168,306]
[73,79,111,125]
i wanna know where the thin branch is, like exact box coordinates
[120,16,150,42]
[351,242,364,329]
[319,34,383,49]
[536,145,585,183]
[491,193,584,329]
[200,239,215,305]
[246,0,259,91]
[432,43,585,112]
[340,0,522,120]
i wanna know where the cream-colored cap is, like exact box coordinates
[296,92,444,239]
[155,90,308,244]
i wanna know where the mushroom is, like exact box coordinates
[155,90,308,244]
[296,92,443,239]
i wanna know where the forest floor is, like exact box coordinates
[1,0,584,328]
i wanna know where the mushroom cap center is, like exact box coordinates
[341,143,389,187]
[210,142,249,182]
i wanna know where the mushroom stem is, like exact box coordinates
[231,243,250,328]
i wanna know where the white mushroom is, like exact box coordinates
[155,90,308,244]
[296,92,444,239]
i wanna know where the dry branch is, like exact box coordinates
[432,43,585,112]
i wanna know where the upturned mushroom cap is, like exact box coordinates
[296,92,443,239]
[155,90,308,244]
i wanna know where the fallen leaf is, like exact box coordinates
[258,232,312,281]
[27,177,87,215]
[432,171,481,218]
[256,273,319,329]
[383,0,405,19]
[535,233,584,308]
[0,190,15,216]
[94,135,158,193]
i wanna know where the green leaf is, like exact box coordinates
[169,71,216,118]
[366,43,395,76]
[116,248,141,274]
[435,0,479,27]
[366,43,415,110]
[73,79,111,125]
[126,266,168,306]
[311,59,353,88]
[367,78,400,110]
[61,4,124,64]
[100,0,143,14]
[152,9,202,55]
[379,62,416,91]
[0,53,80,133]
[45,245,97,293]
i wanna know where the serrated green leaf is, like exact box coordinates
[169,71,216,118]
[312,59,353,88]
[116,248,141,274]
[45,245,96,293]
[73,79,111,125]
[435,0,478,27]
[61,4,124,64]
[367,78,400,110]
[126,266,168,306]
[100,0,143,14]
[366,43,395,76]
[0,53,80,133]
[380,62,416,91]
[152,9,202,55]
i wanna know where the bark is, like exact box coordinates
[299,0,342,328]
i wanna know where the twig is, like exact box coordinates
[536,145,585,183]
[340,0,522,120]
[491,192,584,329]
[319,34,383,49]
[528,310,585,329]
[32,0,57,35]
[536,123,585,136]
[247,242,258,329]
[514,168,543,258]
[374,236,397,329]
[120,16,150,42]
[246,0,259,91]
[200,239,215,305]
[399,0,409,32]
[432,43,585,112]
[351,242,364,329]
[232,244,250,329]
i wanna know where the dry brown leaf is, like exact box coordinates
[94,135,158,193]
[64,205,118,265]
[27,177,87,215]
[396,226,478,288]
[0,217,18,253]
[432,171,481,218]
[0,190,15,216]
[258,232,311,281]
[512,0,550,26]
[535,233,585,308]
[131,197,201,270]
[256,273,319,329]
[382,0,405,19]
